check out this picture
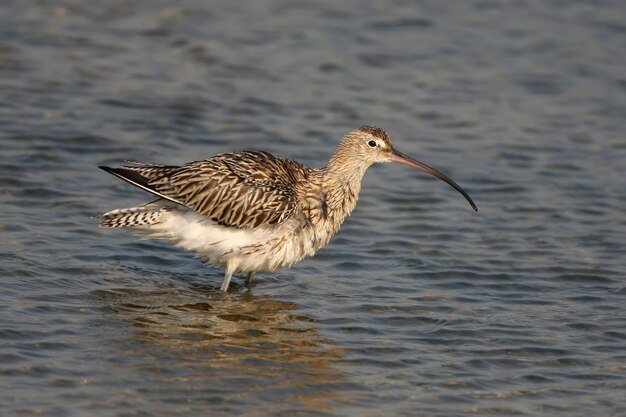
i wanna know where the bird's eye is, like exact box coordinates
[368,140,377,148]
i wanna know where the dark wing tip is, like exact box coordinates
[99,164,185,207]
[99,165,151,189]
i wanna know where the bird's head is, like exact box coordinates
[339,125,394,165]
[337,126,478,211]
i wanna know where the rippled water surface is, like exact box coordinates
[2,1,626,416]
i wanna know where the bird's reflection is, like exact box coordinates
[95,283,347,412]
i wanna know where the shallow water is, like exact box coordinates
[1,1,626,416]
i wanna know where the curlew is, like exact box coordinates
[99,126,477,291]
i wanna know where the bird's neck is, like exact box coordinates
[298,150,371,250]
[318,152,370,219]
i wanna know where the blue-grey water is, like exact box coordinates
[1,1,626,416]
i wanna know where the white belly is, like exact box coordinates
[136,208,318,273]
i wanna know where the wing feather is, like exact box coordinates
[104,151,310,229]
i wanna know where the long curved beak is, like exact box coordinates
[391,149,478,211]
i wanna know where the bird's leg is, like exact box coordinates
[245,272,256,288]
[220,271,232,292]
[220,264,236,292]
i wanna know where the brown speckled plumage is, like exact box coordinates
[115,151,310,229]
[99,125,477,291]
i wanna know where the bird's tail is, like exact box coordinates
[98,200,171,228]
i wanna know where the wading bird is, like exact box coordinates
[99,126,477,291]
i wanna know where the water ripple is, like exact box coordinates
[1,1,626,416]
